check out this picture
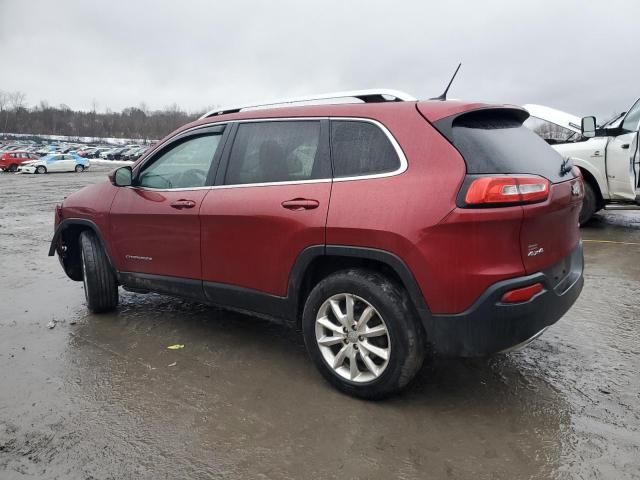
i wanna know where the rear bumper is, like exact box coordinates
[425,243,584,356]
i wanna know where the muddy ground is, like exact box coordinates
[0,166,638,480]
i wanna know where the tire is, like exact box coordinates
[36,165,46,174]
[75,164,84,173]
[80,231,118,313]
[8,164,17,172]
[579,182,597,226]
[302,269,425,399]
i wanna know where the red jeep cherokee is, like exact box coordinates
[49,90,584,398]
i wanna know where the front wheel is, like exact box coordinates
[80,231,119,313]
[35,165,46,174]
[75,164,85,173]
[302,269,426,399]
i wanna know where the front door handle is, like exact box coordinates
[621,143,630,149]
[170,199,196,209]
[281,198,320,211]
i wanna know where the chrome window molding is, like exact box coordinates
[329,117,407,183]
[132,117,407,192]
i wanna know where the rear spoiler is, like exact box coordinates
[432,107,530,143]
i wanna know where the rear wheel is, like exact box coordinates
[8,164,17,172]
[80,231,118,313]
[75,164,84,173]
[579,182,597,226]
[302,269,425,399]
[35,165,46,174]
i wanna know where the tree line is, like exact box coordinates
[0,90,203,141]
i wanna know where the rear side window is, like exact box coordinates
[443,109,568,183]
[225,121,326,185]
[330,120,400,177]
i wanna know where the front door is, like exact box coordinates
[200,119,331,300]
[606,98,640,200]
[109,127,226,280]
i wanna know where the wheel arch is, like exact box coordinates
[49,218,116,282]
[577,165,605,210]
[289,246,432,329]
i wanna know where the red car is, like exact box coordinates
[0,151,39,171]
[49,90,584,398]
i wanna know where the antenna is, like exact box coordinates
[430,63,462,101]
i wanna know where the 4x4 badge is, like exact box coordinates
[571,183,581,197]
[527,244,545,257]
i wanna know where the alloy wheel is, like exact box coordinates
[315,293,391,383]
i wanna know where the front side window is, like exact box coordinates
[225,121,324,185]
[622,99,640,132]
[523,116,581,144]
[138,134,221,189]
[330,120,400,177]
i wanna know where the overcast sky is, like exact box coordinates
[1,0,638,118]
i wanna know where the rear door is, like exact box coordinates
[109,126,226,280]
[46,154,65,172]
[59,154,76,171]
[606,98,640,199]
[199,119,331,299]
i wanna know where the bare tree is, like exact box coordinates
[0,91,8,134]
[0,92,199,140]
[9,91,26,110]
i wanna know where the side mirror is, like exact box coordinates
[581,116,597,138]
[109,166,132,187]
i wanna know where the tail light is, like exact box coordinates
[460,175,550,207]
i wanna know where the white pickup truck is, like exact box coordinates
[524,100,640,224]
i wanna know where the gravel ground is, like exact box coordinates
[0,166,639,480]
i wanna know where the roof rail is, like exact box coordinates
[199,89,417,119]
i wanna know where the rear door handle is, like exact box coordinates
[170,199,197,209]
[281,198,320,211]
[621,143,630,149]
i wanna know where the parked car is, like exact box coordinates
[525,99,640,224]
[122,146,147,161]
[0,144,22,153]
[77,147,102,158]
[49,90,584,398]
[0,151,40,171]
[19,153,90,174]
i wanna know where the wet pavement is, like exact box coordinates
[0,167,638,480]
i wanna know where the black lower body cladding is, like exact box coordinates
[426,243,584,357]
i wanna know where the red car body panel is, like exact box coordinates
[56,182,119,260]
[109,187,209,279]
[200,182,331,296]
[520,180,582,274]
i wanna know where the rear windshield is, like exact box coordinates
[440,109,571,183]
